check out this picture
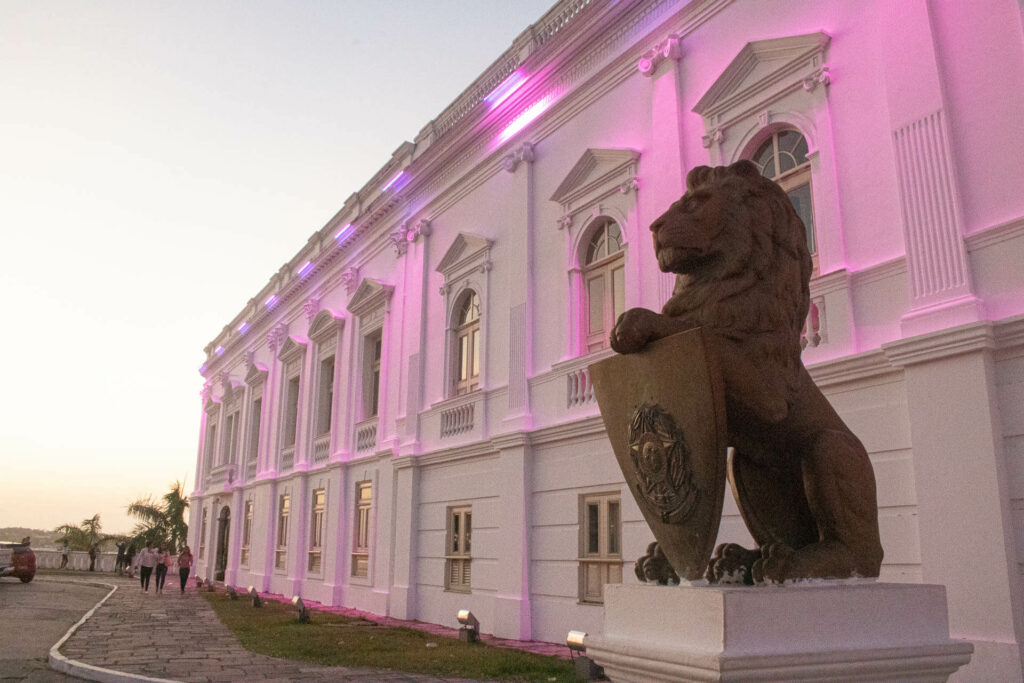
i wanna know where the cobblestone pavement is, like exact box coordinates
[56,574,474,682]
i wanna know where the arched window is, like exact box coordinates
[753,129,817,258]
[582,217,625,352]
[453,290,480,395]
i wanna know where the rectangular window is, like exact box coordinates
[275,494,290,570]
[352,481,371,577]
[224,411,239,466]
[198,507,208,559]
[364,333,382,418]
[240,500,253,566]
[204,423,217,471]
[308,488,325,574]
[316,356,335,436]
[579,493,622,603]
[247,397,262,467]
[445,506,472,592]
[284,375,300,447]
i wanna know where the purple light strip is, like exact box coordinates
[485,71,526,109]
[297,261,314,277]
[238,321,249,334]
[335,223,353,240]
[215,346,224,356]
[498,96,552,143]
[382,170,406,192]
[265,294,278,308]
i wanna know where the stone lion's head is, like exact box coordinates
[656,160,813,385]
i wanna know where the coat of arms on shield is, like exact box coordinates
[589,328,728,581]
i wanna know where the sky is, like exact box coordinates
[0,0,555,537]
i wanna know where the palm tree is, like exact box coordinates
[127,480,189,552]
[54,513,112,551]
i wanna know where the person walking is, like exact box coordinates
[60,541,69,569]
[154,546,170,593]
[138,545,157,592]
[88,544,98,572]
[177,545,194,594]
[115,541,127,575]
[124,544,136,578]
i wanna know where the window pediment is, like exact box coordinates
[347,278,394,319]
[244,363,268,387]
[204,397,220,415]
[693,32,830,126]
[308,310,345,345]
[436,233,493,282]
[277,336,307,364]
[549,148,640,209]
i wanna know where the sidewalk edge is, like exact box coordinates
[45,578,178,683]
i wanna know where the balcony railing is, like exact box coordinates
[566,366,595,408]
[355,418,377,453]
[312,433,331,463]
[279,445,294,471]
[440,402,474,438]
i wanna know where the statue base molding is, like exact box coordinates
[585,582,972,682]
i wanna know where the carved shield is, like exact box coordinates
[589,328,728,581]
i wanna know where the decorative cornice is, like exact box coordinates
[637,33,681,76]
[882,322,996,367]
[802,65,830,91]
[308,309,345,345]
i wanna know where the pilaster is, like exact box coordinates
[883,323,1023,679]
[491,432,532,640]
[389,457,420,620]
[503,142,536,430]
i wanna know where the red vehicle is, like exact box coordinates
[0,539,36,583]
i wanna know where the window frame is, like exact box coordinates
[578,492,622,604]
[453,290,481,396]
[445,505,472,593]
[751,128,818,272]
[308,488,325,575]
[275,493,290,571]
[352,481,372,578]
[240,500,253,566]
[198,507,208,560]
[580,216,626,353]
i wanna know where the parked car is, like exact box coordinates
[0,538,36,583]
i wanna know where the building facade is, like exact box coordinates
[191,1,1024,678]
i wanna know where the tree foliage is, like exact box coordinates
[126,480,189,552]
[53,514,115,551]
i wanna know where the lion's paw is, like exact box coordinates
[705,543,758,585]
[635,541,680,585]
[751,543,796,584]
[610,308,661,354]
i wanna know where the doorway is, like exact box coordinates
[215,505,230,582]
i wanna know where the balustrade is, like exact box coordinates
[312,434,331,463]
[566,366,595,408]
[440,402,474,438]
[355,420,377,453]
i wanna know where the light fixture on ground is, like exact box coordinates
[566,630,604,681]
[292,595,310,623]
[456,609,479,643]
[226,586,238,600]
[248,586,262,607]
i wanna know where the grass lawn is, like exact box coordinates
[202,592,576,681]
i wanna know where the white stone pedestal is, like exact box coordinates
[585,582,972,682]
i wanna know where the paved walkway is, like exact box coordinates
[51,574,567,682]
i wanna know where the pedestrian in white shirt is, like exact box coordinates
[138,546,158,592]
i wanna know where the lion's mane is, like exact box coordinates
[661,160,813,406]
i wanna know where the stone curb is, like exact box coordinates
[44,578,177,683]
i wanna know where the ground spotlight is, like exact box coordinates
[456,609,479,643]
[292,595,310,623]
[248,585,262,607]
[566,630,604,680]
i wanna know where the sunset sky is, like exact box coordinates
[0,0,554,536]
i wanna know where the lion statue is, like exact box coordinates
[610,160,883,584]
